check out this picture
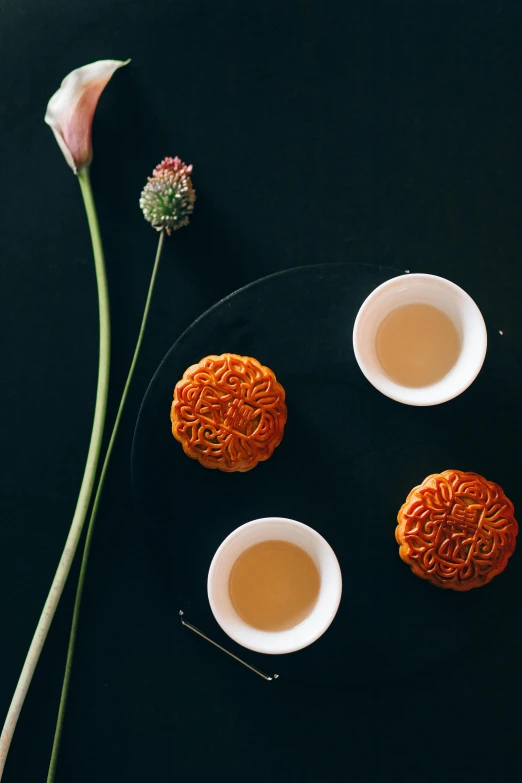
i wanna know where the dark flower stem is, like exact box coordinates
[47,229,166,783]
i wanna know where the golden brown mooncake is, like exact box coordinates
[396,469,517,591]
[170,353,287,472]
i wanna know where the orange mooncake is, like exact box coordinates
[170,353,287,472]
[396,469,517,591]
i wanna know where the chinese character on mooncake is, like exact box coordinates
[396,470,517,591]
[171,354,287,472]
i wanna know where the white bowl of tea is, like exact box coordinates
[207,517,342,655]
[353,273,487,406]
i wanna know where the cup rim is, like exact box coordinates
[207,517,342,655]
[352,272,487,406]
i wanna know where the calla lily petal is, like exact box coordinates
[45,59,130,172]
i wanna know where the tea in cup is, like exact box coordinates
[353,273,487,406]
[208,517,342,655]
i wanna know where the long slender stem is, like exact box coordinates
[46,230,166,783]
[0,168,111,779]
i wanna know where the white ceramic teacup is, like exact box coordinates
[207,517,342,655]
[352,273,487,406]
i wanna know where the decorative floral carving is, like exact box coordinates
[396,470,518,590]
[171,354,287,472]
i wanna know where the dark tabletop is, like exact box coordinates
[1,2,522,781]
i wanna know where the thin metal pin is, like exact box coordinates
[179,611,278,681]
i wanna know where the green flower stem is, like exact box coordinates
[0,167,111,779]
[46,229,166,783]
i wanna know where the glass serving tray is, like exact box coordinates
[132,263,520,686]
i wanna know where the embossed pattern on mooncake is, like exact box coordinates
[170,353,287,472]
[396,470,518,591]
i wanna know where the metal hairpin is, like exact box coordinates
[179,611,279,681]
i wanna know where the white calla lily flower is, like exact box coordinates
[45,59,129,172]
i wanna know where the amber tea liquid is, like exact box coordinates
[228,540,320,631]
[376,303,461,387]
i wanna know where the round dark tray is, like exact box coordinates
[132,263,520,685]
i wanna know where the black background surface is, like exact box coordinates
[1,2,522,781]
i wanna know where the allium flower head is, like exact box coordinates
[139,156,196,234]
